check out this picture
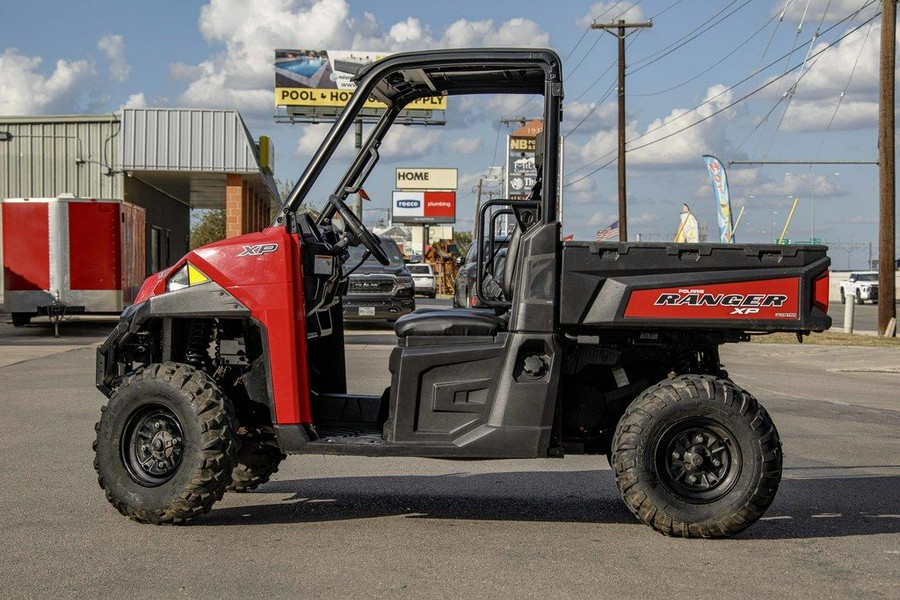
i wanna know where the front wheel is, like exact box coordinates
[611,375,782,538]
[93,362,238,524]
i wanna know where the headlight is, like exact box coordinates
[396,276,414,290]
[166,263,210,292]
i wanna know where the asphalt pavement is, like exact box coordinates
[0,309,897,599]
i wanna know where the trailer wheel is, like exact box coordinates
[93,362,238,524]
[228,437,285,492]
[11,313,32,327]
[611,375,781,538]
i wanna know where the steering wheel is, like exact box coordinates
[327,195,390,266]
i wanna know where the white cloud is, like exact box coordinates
[120,92,147,109]
[381,126,442,159]
[578,2,645,28]
[563,99,616,134]
[447,136,484,154]
[755,16,897,132]
[627,84,738,166]
[177,0,550,117]
[294,123,355,159]
[0,48,96,115]
[97,34,130,82]
[780,98,876,131]
[564,84,739,187]
[777,0,879,24]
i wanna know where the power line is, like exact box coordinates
[629,12,779,98]
[628,0,750,72]
[564,10,880,188]
[567,4,876,180]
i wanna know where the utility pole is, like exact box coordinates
[592,19,652,242]
[473,178,483,237]
[878,0,897,336]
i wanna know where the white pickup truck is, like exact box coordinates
[839,271,879,304]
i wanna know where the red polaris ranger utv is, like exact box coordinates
[93,49,831,537]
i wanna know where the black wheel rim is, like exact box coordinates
[121,404,185,487]
[655,418,742,503]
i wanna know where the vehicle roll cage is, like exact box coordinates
[279,48,563,230]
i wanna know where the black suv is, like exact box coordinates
[343,238,415,321]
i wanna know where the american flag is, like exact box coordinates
[596,220,619,241]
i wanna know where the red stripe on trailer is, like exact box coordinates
[69,201,121,290]
[2,202,50,291]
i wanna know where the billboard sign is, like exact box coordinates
[275,49,447,110]
[395,168,457,190]
[392,191,456,224]
[506,119,543,200]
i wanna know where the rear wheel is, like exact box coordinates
[611,374,782,538]
[93,362,238,524]
[228,436,285,492]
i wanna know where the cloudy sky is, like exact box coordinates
[1,0,895,265]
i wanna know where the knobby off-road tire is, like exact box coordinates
[93,362,238,524]
[228,437,285,492]
[611,374,782,538]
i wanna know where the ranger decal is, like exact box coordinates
[624,278,800,320]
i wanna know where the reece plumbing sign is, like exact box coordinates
[391,191,456,224]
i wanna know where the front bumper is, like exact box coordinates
[343,296,415,320]
[858,287,879,301]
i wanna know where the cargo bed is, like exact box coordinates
[560,242,831,332]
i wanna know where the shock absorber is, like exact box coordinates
[672,347,695,375]
[184,320,213,370]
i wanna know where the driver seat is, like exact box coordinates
[394,307,504,338]
[393,217,524,339]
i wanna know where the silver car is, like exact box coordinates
[407,263,437,298]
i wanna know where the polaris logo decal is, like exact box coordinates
[623,278,801,320]
[238,243,279,257]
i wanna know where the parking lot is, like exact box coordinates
[0,309,898,598]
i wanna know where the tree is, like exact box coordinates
[190,209,226,250]
[276,177,319,218]
[453,230,472,254]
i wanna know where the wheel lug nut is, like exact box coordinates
[688,475,698,484]
[694,435,704,444]
[154,422,162,430]
[157,461,166,469]
[141,445,148,453]
[672,452,680,459]
[713,459,721,467]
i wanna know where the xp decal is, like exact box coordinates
[624,277,801,320]
[238,243,279,257]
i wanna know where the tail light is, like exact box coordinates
[812,270,829,313]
